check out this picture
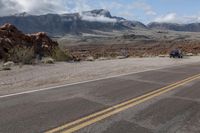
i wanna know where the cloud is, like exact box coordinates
[81,15,117,23]
[80,9,117,23]
[183,15,200,23]
[0,0,99,16]
[154,13,178,23]
[130,1,157,16]
[0,0,22,16]
[146,11,157,16]
[154,13,200,23]
[0,0,67,16]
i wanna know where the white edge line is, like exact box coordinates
[0,67,171,99]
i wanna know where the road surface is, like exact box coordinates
[1,63,200,133]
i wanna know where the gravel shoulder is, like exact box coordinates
[1,56,200,96]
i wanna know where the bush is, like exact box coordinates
[110,52,118,58]
[8,47,34,64]
[52,47,71,61]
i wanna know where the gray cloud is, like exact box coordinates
[0,0,22,16]
[0,0,98,16]
[154,13,200,23]
[0,0,67,16]
[154,13,177,23]
[81,15,117,23]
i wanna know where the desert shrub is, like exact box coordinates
[8,47,35,64]
[94,53,103,59]
[52,47,71,61]
[109,52,118,58]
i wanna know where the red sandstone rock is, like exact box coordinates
[0,23,58,60]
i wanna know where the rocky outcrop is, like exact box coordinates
[0,23,58,61]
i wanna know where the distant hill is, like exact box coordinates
[148,22,200,32]
[0,9,147,37]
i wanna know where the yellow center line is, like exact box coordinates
[45,73,200,133]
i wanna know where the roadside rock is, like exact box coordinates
[41,57,55,64]
[186,53,194,56]
[158,54,169,57]
[116,56,128,59]
[86,56,95,61]
[3,61,14,67]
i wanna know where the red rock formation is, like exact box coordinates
[0,23,58,60]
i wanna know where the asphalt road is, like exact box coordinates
[1,63,200,133]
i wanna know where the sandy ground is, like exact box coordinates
[1,56,200,96]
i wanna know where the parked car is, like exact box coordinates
[169,49,183,58]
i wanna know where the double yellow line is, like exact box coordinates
[46,73,200,133]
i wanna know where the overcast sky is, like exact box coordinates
[0,0,200,24]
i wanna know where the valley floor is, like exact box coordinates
[1,56,200,96]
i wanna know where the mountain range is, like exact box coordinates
[0,9,200,37]
[148,22,200,32]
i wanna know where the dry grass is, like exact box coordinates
[52,47,72,61]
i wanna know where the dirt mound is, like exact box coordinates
[0,23,58,61]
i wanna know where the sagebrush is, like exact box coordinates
[8,47,35,64]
